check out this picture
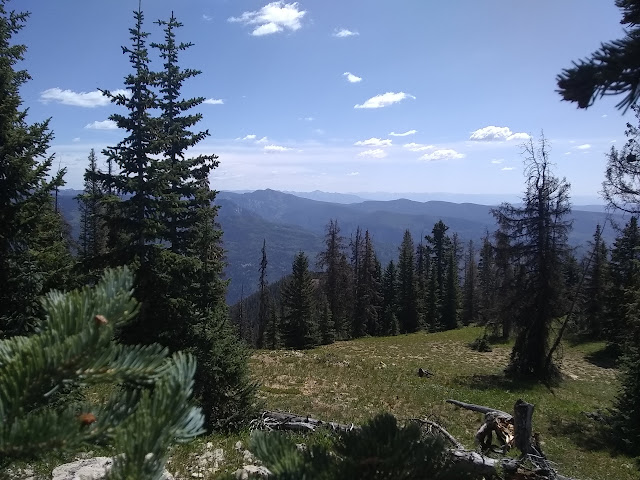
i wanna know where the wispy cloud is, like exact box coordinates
[576,144,591,150]
[300,116,314,121]
[202,14,213,21]
[403,142,433,152]
[203,98,224,105]
[358,149,387,159]
[469,126,530,142]
[389,130,417,137]
[491,159,504,164]
[419,149,465,161]
[228,2,306,36]
[85,120,118,130]
[40,88,128,108]
[238,134,257,141]
[264,144,292,153]
[333,28,358,38]
[355,92,415,109]
[257,136,269,144]
[347,171,360,176]
[343,72,362,83]
[501,166,515,171]
[354,137,392,147]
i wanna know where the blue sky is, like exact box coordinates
[14,0,633,199]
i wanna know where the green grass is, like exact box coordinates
[250,327,637,480]
[6,327,637,479]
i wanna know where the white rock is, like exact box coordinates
[233,465,271,479]
[51,457,174,480]
[234,440,244,451]
[243,449,257,464]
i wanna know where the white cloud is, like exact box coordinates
[354,92,415,109]
[313,129,325,135]
[602,114,608,118]
[240,134,257,141]
[72,137,81,143]
[333,28,358,38]
[202,14,213,21]
[347,171,360,176]
[256,136,269,144]
[85,120,118,130]
[389,130,417,137]
[300,116,314,121]
[576,144,591,150]
[501,167,515,171]
[343,72,362,83]
[354,137,392,147]
[264,144,292,153]
[203,98,224,105]
[403,142,434,152]
[358,149,387,159]
[491,159,504,164]
[469,126,530,142]
[419,149,465,161]
[40,88,128,108]
[229,2,306,36]
[564,152,572,155]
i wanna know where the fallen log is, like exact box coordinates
[252,403,581,480]
[446,399,514,451]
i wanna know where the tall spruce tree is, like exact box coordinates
[492,136,572,379]
[397,230,420,332]
[0,1,70,338]
[352,231,382,337]
[101,8,255,431]
[317,220,352,339]
[580,225,611,338]
[461,240,478,326]
[282,252,319,349]
[381,260,400,336]
[257,238,270,347]
[476,234,496,326]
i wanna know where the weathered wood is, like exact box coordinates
[514,399,535,455]
[254,410,358,433]
[445,399,512,419]
[413,418,464,449]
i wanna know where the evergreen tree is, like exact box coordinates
[557,0,640,111]
[0,268,204,477]
[282,252,319,349]
[352,231,382,337]
[580,224,611,338]
[492,136,572,379]
[257,238,270,347]
[77,149,108,279]
[476,234,497,326]
[607,216,640,348]
[441,250,460,330]
[381,260,400,336]
[0,1,70,338]
[317,220,352,340]
[426,221,452,303]
[461,240,478,325]
[100,6,161,267]
[397,230,420,332]
[493,230,516,339]
[318,296,336,345]
[415,242,429,328]
[264,305,281,350]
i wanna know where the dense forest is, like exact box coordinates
[3,0,640,478]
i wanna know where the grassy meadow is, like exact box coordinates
[7,327,638,480]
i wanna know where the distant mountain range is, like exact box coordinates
[57,188,621,305]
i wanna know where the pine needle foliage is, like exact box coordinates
[250,413,463,480]
[0,267,204,478]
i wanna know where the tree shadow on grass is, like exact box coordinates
[547,412,619,454]
[585,344,620,369]
[453,373,545,394]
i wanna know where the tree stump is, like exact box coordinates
[513,399,535,455]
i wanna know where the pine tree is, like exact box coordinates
[426,221,452,307]
[381,260,400,336]
[441,250,460,330]
[477,234,496,326]
[282,252,319,349]
[317,220,352,339]
[415,242,429,328]
[492,136,572,379]
[257,239,270,347]
[461,240,478,325]
[580,225,611,338]
[397,230,420,332]
[264,305,281,350]
[0,268,204,477]
[352,231,382,337]
[0,1,70,338]
[100,6,161,267]
[607,216,640,349]
[426,263,441,331]
[318,296,336,345]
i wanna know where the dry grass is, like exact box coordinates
[250,327,635,480]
